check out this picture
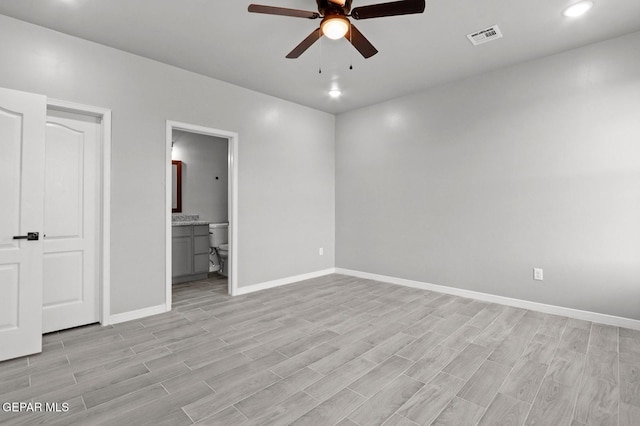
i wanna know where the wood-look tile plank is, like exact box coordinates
[242,391,319,426]
[205,351,287,391]
[404,345,459,383]
[499,358,548,403]
[307,339,373,375]
[160,352,250,394]
[524,378,578,426]
[442,343,492,381]
[0,276,628,426]
[456,301,490,318]
[347,374,424,426]
[0,375,30,397]
[270,343,338,378]
[521,333,558,364]
[619,328,640,355]
[336,417,360,426]
[396,331,448,361]
[472,307,527,349]
[584,350,619,386]
[82,362,188,408]
[431,396,484,426]
[304,357,376,401]
[558,327,590,354]
[546,347,586,386]
[397,372,465,425]
[440,324,482,351]
[361,332,415,364]
[466,306,504,329]
[573,375,618,426]
[195,406,247,425]
[619,351,640,408]
[477,392,530,426]
[566,318,592,330]
[102,380,213,426]
[348,355,413,398]
[381,414,420,425]
[488,335,530,367]
[457,360,512,407]
[183,371,281,422]
[289,388,365,426]
[5,360,151,405]
[360,321,407,347]
[620,402,640,426]
[234,367,321,419]
[537,314,568,339]
[55,383,169,425]
[589,323,618,354]
[402,315,444,338]
[429,313,471,336]
[0,354,70,383]
[510,314,543,341]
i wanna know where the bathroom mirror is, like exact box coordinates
[172,160,182,213]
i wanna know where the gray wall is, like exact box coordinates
[336,32,640,320]
[0,15,335,315]
[172,131,229,223]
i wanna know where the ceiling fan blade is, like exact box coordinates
[351,0,425,20]
[346,24,378,58]
[286,28,322,58]
[248,4,320,19]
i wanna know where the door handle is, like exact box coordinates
[13,232,39,241]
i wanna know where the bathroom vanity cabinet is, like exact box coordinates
[172,224,209,284]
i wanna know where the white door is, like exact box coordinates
[0,88,46,361]
[42,109,100,333]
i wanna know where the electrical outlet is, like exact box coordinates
[533,268,544,281]
[319,247,324,256]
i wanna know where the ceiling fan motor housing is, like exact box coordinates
[317,0,352,16]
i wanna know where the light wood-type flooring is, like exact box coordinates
[1,274,639,425]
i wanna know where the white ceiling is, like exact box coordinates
[1,0,639,114]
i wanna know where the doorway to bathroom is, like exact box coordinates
[165,121,238,307]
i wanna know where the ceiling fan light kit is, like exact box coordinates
[248,0,426,58]
[321,15,350,40]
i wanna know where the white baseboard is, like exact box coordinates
[105,304,169,325]
[234,268,337,296]
[336,268,640,331]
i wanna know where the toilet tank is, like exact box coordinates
[208,222,228,247]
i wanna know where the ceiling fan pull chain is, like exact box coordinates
[318,28,323,74]
[349,24,354,70]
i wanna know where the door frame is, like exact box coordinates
[47,98,112,326]
[165,121,239,307]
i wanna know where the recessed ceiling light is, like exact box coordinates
[563,1,594,17]
[328,89,342,98]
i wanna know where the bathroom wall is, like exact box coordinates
[172,130,228,224]
[0,14,335,315]
[336,31,640,320]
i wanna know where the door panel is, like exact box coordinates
[44,122,84,238]
[0,87,46,361]
[43,251,84,307]
[42,110,100,333]
[0,265,19,330]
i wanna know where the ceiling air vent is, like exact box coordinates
[466,25,503,46]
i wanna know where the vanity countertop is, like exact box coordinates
[171,214,210,227]
[172,220,211,227]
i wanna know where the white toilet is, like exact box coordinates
[209,222,229,276]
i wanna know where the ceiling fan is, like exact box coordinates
[248,0,426,59]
